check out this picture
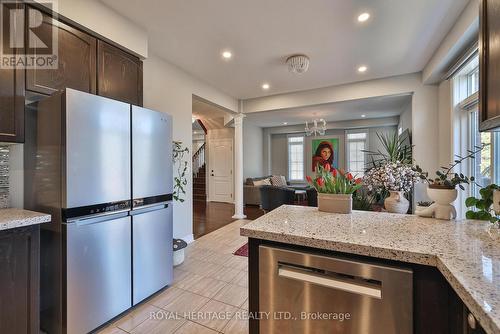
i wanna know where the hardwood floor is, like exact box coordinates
[193,202,263,239]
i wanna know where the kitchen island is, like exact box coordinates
[0,208,51,334]
[241,205,499,334]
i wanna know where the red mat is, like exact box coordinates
[233,243,248,257]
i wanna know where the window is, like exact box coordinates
[454,53,500,205]
[288,136,304,181]
[470,110,500,197]
[346,131,368,177]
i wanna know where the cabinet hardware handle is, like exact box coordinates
[467,312,477,329]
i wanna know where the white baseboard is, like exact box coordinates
[180,234,194,244]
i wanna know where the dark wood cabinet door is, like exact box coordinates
[0,2,25,143]
[97,40,143,106]
[0,226,40,334]
[26,9,96,95]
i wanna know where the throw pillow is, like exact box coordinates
[253,178,271,186]
[271,175,287,187]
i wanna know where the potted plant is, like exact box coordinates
[416,201,433,212]
[306,164,362,214]
[413,145,484,220]
[465,184,500,225]
[363,162,418,214]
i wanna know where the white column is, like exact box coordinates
[232,113,247,219]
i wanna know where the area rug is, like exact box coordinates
[233,243,248,257]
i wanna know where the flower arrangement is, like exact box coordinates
[363,162,419,194]
[306,164,362,194]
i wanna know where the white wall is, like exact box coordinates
[398,101,412,133]
[143,54,238,240]
[37,0,148,57]
[243,121,264,179]
[266,121,398,182]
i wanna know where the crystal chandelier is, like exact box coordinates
[287,54,310,74]
[305,119,326,136]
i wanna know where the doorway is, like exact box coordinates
[208,138,233,203]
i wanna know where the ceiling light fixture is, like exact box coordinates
[222,51,232,59]
[358,65,367,73]
[262,83,270,90]
[305,119,326,136]
[361,114,366,118]
[283,122,288,125]
[357,12,370,22]
[286,54,310,74]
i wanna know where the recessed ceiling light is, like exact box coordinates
[358,65,367,73]
[361,114,366,118]
[222,51,232,59]
[283,122,288,125]
[262,83,270,90]
[357,12,370,22]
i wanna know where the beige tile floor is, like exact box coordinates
[97,220,250,334]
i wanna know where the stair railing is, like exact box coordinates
[193,143,206,176]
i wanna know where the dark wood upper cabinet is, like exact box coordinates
[26,8,96,96]
[0,2,25,143]
[480,0,500,131]
[97,40,143,106]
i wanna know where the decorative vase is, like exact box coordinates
[317,193,352,214]
[493,190,500,214]
[421,186,458,220]
[384,191,409,214]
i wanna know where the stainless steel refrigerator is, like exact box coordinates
[25,89,173,334]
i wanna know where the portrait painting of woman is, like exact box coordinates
[312,138,339,171]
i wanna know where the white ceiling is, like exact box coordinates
[245,94,411,128]
[192,97,230,129]
[101,0,468,99]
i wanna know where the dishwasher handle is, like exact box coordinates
[278,265,382,299]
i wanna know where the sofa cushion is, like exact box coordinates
[253,178,271,186]
[270,175,287,187]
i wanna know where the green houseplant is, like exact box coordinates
[306,164,362,214]
[172,141,189,202]
[413,145,485,220]
[465,184,500,225]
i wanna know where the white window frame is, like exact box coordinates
[287,135,305,182]
[345,129,368,177]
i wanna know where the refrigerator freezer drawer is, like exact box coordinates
[66,214,132,334]
[133,205,173,305]
[259,245,413,334]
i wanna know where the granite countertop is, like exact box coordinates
[0,208,51,231]
[240,205,500,334]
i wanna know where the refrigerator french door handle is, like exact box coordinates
[131,203,169,216]
[65,210,130,225]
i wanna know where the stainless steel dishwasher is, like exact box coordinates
[259,246,413,334]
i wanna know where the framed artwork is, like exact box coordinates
[311,138,340,171]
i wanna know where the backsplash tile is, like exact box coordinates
[0,146,9,208]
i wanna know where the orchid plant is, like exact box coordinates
[306,164,363,194]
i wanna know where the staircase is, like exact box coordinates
[193,144,206,202]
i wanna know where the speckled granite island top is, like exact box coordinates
[0,208,51,231]
[240,205,500,334]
